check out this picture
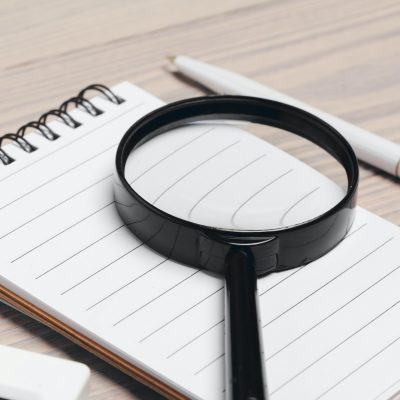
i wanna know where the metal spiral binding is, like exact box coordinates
[0,84,125,166]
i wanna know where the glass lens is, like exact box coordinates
[124,121,347,230]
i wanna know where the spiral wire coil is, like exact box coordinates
[0,84,125,166]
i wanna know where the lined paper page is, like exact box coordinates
[0,82,399,400]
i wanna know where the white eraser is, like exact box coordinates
[0,344,90,400]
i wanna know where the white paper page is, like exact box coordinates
[0,82,399,400]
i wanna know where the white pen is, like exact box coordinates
[168,55,400,179]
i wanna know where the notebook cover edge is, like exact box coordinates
[0,284,189,400]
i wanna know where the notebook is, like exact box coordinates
[0,81,399,400]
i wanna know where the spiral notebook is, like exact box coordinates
[0,82,400,400]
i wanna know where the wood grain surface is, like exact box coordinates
[0,1,399,399]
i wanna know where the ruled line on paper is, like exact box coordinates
[139,286,224,343]
[60,216,165,295]
[279,186,320,226]
[34,223,125,279]
[0,102,144,185]
[61,242,146,296]
[152,140,241,204]
[187,153,267,220]
[265,263,400,362]
[194,353,224,376]
[230,168,294,227]
[271,292,400,396]
[86,258,170,310]
[13,201,115,264]
[131,127,215,184]
[262,236,394,329]
[341,222,368,239]
[17,200,149,278]
[260,268,304,297]
[314,335,400,400]
[259,222,368,297]
[166,319,224,360]
[113,269,201,327]
[0,141,117,212]
[372,377,400,400]
[0,174,113,240]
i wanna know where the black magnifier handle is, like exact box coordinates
[225,249,268,400]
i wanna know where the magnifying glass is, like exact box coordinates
[113,96,358,400]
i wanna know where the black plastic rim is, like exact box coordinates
[114,95,359,276]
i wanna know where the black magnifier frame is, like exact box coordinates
[114,96,358,400]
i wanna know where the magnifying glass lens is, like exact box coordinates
[124,122,346,231]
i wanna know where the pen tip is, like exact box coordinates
[166,55,177,64]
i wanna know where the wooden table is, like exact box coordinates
[0,1,399,398]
